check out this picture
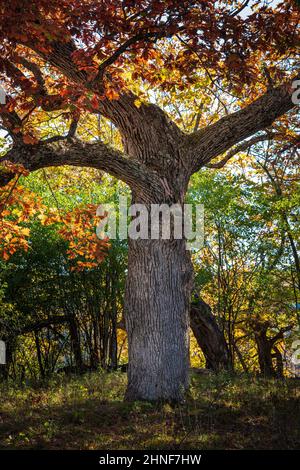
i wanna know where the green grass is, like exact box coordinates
[0,371,299,450]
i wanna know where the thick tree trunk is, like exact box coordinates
[251,321,290,378]
[255,334,276,377]
[190,299,231,372]
[124,238,193,402]
[273,346,284,378]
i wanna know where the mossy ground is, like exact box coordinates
[0,371,299,450]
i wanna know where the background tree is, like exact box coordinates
[189,145,299,376]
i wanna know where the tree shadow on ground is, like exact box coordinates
[0,374,299,450]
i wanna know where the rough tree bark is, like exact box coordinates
[125,239,193,401]
[117,107,194,400]
[190,299,231,372]
[1,39,298,400]
[251,321,293,378]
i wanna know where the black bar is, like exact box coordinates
[0,450,298,468]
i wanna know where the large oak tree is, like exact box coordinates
[0,0,299,401]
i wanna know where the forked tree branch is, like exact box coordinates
[184,75,300,173]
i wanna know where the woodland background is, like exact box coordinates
[0,114,299,381]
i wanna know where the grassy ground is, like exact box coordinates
[0,371,299,450]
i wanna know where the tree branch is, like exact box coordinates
[0,96,23,143]
[230,0,250,17]
[14,55,47,93]
[92,31,163,85]
[205,133,280,169]
[20,316,69,335]
[184,75,300,173]
[43,117,79,143]
[0,58,66,112]
[2,138,166,201]
[271,325,294,344]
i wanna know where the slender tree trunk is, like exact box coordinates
[109,296,118,369]
[233,342,249,373]
[124,238,193,402]
[34,332,45,379]
[68,316,83,371]
[91,315,100,369]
